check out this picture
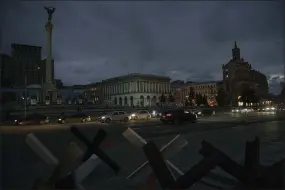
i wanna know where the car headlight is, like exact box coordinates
[198,111,201,115]
[266,108,270,110]
[101,116,105,119]
[271,107,275,110]
[58,118,61,121]
[131,114,136,117]
[152,111,156,115]
[14,120,17,122]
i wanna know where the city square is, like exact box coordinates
[0,1,284,190]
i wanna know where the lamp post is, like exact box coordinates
[24,76,27,118]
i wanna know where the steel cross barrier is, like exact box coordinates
[200,137,285,189]
[142,141,223,189]
[123,127,187,181]
[70,126,120,173]
[26,133,99,190]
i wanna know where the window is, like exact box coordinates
[119,111,126,115]
[112,112,118,115]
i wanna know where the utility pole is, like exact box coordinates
[24,76,27,118]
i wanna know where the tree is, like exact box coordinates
[168,93,174,103]
[184,99,190,107]
[196,93,203,106]
[159,93,166,106]
[202,95,208,106]
[189,87,195,99]
[216,88,226,106]
[188,87,195,106]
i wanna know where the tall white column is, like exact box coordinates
[45,22,53,84]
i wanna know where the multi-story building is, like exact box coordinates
[11,44,43,86]
[0,54,13,87]
[222,41,268,105]
[86,82,103,104]
[180,81,219,106]
[170,80,185,106]
[250,70,268,96]
[0,44,55,88]
[101,73,171,107]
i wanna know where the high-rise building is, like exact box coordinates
[11,44,42,87]
[0,54,13,87]
[0,44,55,88]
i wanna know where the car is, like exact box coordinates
[57,112,91,124]
[14,113,49,125]
[99,111,129,123]
[130,110,151,120]
[200,108,216,116]
[150,110,162,118]
[257,106,276,112]
[160,109,197,124]
[277,106,285,112]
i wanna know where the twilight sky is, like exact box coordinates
[1,1,284,94]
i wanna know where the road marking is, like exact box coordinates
[123,127,186,181]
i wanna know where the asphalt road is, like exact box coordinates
[1,112,284,190]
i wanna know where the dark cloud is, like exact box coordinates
[1,1,284,94]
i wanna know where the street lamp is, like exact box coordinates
[24,76,27,117]
[23,66,41,117]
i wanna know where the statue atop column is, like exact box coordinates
[44,7,56,22]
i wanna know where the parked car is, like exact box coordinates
[57,112,91,124]
[199,108,216,116]
[257,106,276,112]
[231,107,242,113]
[99,111,129,123]
[14,113,50,125]
[186,108,201,116]
[130,110,151,120]
[160,109,197,124]
[150,110,162,118]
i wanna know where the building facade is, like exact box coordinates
[180,81,219,106]
[86,82,103,104]
[101,73,171,107]
[222,41,268,105]
[0,44,55,88]
[170,80,185,106]
[250,70,268,96]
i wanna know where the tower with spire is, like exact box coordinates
[232,41,240,60]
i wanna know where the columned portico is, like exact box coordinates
[101,74,171,107]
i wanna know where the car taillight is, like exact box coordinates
[166,114,172,116]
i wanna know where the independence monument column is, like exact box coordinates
[42,6,57,103]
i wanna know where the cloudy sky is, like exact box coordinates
[1,1,284,94]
